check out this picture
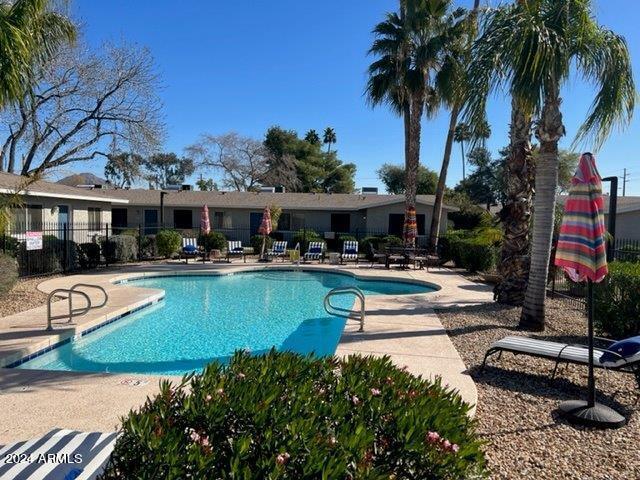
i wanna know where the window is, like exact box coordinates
[388,213,426,236]
[88,207,101,231]
[278,213,291,231]
[112,208,128,228]
[144,209,159,235]
[173,209,193,229]
[331,213,351,233]
[213,212,225,229]
[291,213,305,230]
[26,205,43,231]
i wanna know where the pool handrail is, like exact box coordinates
[324,286,365,332]
[45,283,109,331]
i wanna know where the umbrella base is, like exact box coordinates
[559,400,626,429]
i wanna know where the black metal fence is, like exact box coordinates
[548,237,640,309]
[2,221,429,278]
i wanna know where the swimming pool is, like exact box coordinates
[16,270,436,375]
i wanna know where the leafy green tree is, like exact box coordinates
[377,164,438,195]
[467,0,635,329]
[322,127,337,153]
[104,152,143,188]
[304,129,321,145]
[454,147,502,209]
[196,177,217,191]
[0,0,75,109]
[144,153,195,189]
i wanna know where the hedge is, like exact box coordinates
[16,235,77,275]
[99,351,485,479]
[100,235,138,263]
[0,254,18,296]
[594,261,640,338]
[250,234,272,254]
[440,230,499,273]
[292,229,322,252]
[199,231,227,252]
[77,242,101,269]
[156,229,182,258]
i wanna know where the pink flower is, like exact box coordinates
[276,452,290,466]
[216,388,224,395]
[205,394,212,402]
[351,395,361,405]
[370,388,381,396]
[442,439,452,450]
[237,372,246,379]
[200,435,210,447]
[426,431,440,443]
[188,429,201,443]
[328,436,337,446]
[451,444,459,453]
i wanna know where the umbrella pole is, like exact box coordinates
[558,278,625,428]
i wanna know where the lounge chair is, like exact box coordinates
[341,240,359,265]
[181,237,201,264]
[227,240,246,263]
[303,241,325,263]
[482,335,640,388]
[266,240,288,261]
[369,244,387,268]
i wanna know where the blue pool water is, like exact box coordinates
[17,271,435,375]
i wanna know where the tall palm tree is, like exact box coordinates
[428,0,480,253]
[467,0,635,328]
[0,0,75,108]
[304,129,321,145]
[322,127,337,153]
[453,123,471,179]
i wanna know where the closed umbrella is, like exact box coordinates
[201,205,211,235]
[555,152,625,428]
[258,206,272,260]
[403,206,417,247]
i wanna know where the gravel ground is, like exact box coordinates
[437,297,640,480]
[0,275,61,318]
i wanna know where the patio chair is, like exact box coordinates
[303,241,325,263]
[226,240,246,263]
[266,240,288,261]
[341,240,359,265]
[181,237,201,264]
[482,335,640,389]
[369,244,387,268]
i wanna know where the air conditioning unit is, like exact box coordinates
[361,187,378,195]
[274,186,286,193]
[164,184,181,191]
[181,184,192,191]
[260,186,276,193]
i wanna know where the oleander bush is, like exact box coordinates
[100,351,485,479]
[77,242,101,269]
[156,229,182,258]
[100,235,138,263]
[292,229,322,252]
[594,261,640,338]
[440,230,500,273]
[0,254,18,296]
[199,231,227,252]
[250,234,273,254]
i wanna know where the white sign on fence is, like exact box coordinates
[25,231,43,251]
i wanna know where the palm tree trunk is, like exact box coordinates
[405,95,423,211]
[460,141,466,180]
[520,84,564,329]
[429,103,459,252]
[495,96,534,305]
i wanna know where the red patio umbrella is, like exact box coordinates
[258,206,272,260]
[403,205,417,247]
[554,152,624,428]
[201,205,211,235]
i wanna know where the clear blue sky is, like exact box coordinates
[71,0,640,195]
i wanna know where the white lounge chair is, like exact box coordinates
[226,240,246,263]
[341,240,359,265]
[303,242,325,263]
[180,237,200,264]
[266,241,288,261]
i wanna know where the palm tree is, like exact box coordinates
[453,123,471,179]
[304,129,321,145]
[0,0,75,108]
[467,0,635,328]
[428,0,481,253]
[322,127,337,153]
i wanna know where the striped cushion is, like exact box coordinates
[267,241,287,255]
[228,241,243,253]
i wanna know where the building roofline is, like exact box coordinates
[0,188,129,204]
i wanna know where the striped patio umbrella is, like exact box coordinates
[258,206,272,259]
[403,205,417,246]
[555,152,623,428]
[200,205,211,235]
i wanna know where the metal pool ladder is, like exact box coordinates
[46,283,109,331]
[324,286,365,332]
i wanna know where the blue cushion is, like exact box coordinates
[309,247,321,254]
[600,336,640,364]
[345,248,357,255]
[183,244,197,253]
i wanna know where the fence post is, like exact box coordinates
[138,223,143,260]
[62,222,68,273]
[105,223,109,268]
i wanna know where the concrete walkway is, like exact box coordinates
[0,262,493,444]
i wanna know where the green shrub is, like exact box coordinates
[292,229,322,252]
[77,242,101,269]
[100,351,485,479]
[0,235,19,256]
[100,235,138,263]
[382,235,403,247]
[16,235,77,275]
[360,235,403,259]
[449,205,493,230]
[594,261,640,338]
[156,229,182,258]
[443,234,498,273]
[616,244,640,263]
[0,254,18,296]
[199,231,227,252]
[250,234,273,254]
[140,235,157,259]
[115,228,139,237]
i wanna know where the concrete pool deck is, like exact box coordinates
[0,262,493,444]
